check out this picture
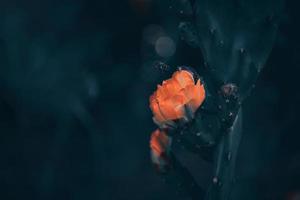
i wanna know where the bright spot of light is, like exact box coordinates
[155,36,176,58]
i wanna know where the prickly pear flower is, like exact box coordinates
[150,129,171,172]
[149,68,205,128]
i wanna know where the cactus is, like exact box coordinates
[150,0,284,199]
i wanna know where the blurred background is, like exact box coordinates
[0,0,299,199]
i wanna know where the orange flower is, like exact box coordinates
[149,129,171,171]
[149,69,205,127]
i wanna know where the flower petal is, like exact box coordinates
[173,70,194,88]
[158,101,180,120]
[149,129,170,156]
[185,79,205,112]
[159,94,187,120]
[149,97,166,123]
[159,79,181,100]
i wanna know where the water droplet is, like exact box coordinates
[213,177,218,184]
[218,181,222,186]
[86,77,98,97]
[219,40,224,47]
[154,61,169,72]
[227,152,232,161]
[196,132,201,136]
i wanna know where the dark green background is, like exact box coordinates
[0,0,299,199]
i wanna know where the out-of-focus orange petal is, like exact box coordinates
[150,134,161,155]
[159,131,169,147]
[150,129,169,156]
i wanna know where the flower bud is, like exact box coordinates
[149,129,171,172]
